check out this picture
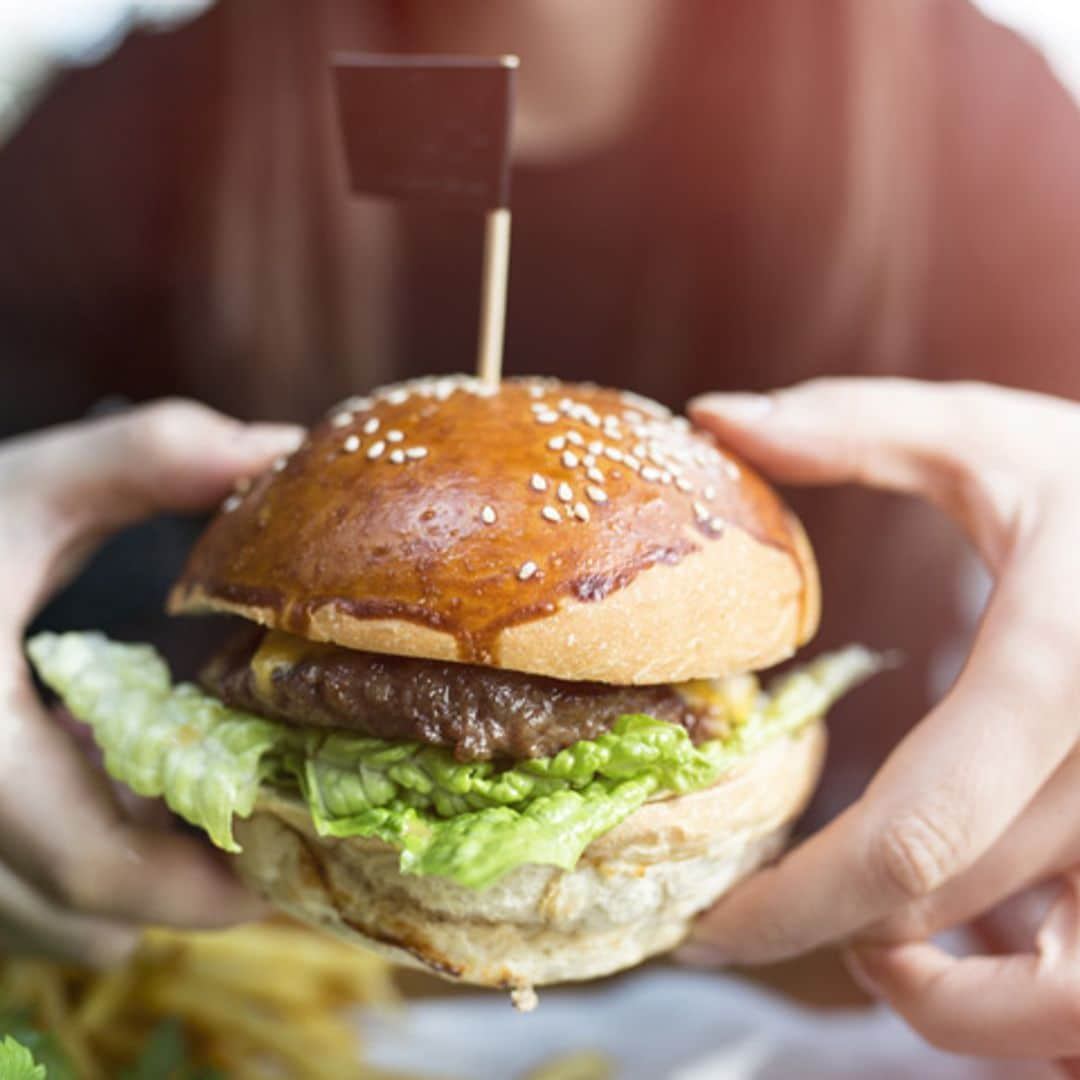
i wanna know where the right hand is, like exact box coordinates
[0,399,303,965]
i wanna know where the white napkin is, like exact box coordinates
[360,969,1053,1080]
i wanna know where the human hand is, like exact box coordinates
[688,378,1080,1069]
[0,400,302,965]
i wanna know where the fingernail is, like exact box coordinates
[240,423,306,456]
[844,946,883,999]
[689,393,775,421]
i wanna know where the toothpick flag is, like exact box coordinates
[333,53,517,386]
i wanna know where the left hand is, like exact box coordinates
[686,378,1080,1072]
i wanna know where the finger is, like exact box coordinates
[689,378,1070,569]
[691,527,1079,964]
[0,660,267,929]
[12,398,303,519]
[847,878,1080,1058]
[0,857,137,967]
[3,400,303,615]
[873,749,1080,943]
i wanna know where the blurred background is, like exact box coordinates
[2,2,1079,1076]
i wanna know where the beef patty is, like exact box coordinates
[201,628,702,762]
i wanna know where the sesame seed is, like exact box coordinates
[588,440,604,455]
[387,429,404,443]
[573,502,591,522]
[343,435,361,453]
[586,466,604,484]
[561,450,579,469]
[558,398,574,413]
[693,501,710,521]
[660,471,673,484]
[272,456,289,472]
[704,485,717,500]
[530,473,548,492]
[387,389,408,405]
[566,430,584,447]
[709,517,725,533]
[724,460,740,480]
[676,477,693,492]
[541,506,561,523]
[481,505,497,524]
[582,454,596,468]
[528,385,545,399]
[604,447,624,463]
[624,455,641,471]
[633,443,647,459]
[518,561,538,581]
[536,411,559,425]
[530,402,548,414]
[340,395,372,412]
[223,494,243,513]
[557,482,573,503]
[406,446,428,459]
[547,436,566,451]
[363,417,380,436]
[586,485,607,504]
[367,440,386,460]
[331,411,353,428]
[389,448,406,464]
[641,466,662,482]
[584,413,601,429]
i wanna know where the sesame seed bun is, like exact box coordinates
[232,720,825,993]
[169,377,819,683]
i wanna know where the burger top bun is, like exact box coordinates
[169,377,819,684]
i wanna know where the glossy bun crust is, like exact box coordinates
[170,377,819,683]
[233,722,825,993]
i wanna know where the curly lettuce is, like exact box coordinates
[0,1036,46,1080]
[27,633,879,890]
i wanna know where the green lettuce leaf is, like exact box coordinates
[0,1036,46,1080]
[27,633,281,853]
[27,632,879,889]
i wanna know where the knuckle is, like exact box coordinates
[870,811,965,902]
[126,399,227,463]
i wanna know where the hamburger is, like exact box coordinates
[28,376,876,1006]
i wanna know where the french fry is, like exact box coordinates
[73,964,137,1032]
[1,919,409,1078]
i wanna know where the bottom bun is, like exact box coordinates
[233,722,825,996]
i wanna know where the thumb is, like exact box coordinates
[687,377,1049,569]
[688,377,970,493]
[29,398,305,529]
[5,400,304,615]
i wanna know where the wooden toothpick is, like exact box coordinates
[476,206,512,389]
[475,54,517,390]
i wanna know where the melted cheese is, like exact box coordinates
[675,671,761,739]
[250,630,332,699]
